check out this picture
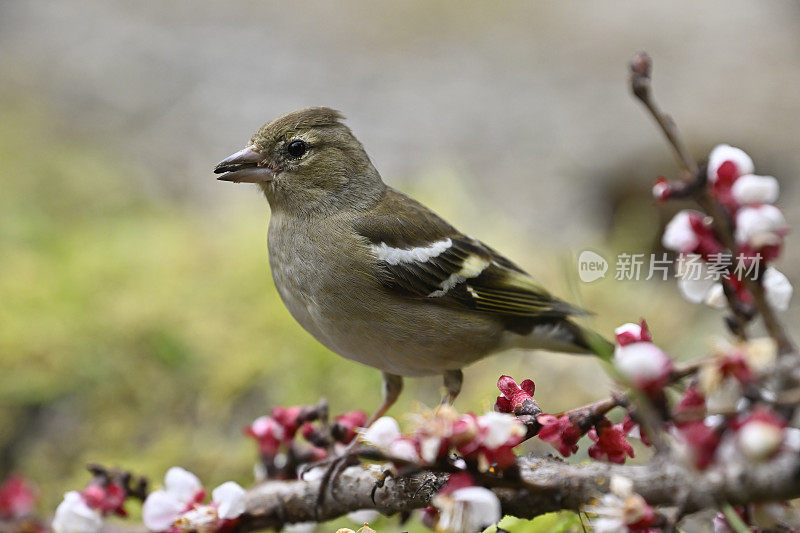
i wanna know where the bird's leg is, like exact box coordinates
[313,372,403,515]
[441,369,463,405]
[367,372,404,425]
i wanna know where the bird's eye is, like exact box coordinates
[287,140,307,158]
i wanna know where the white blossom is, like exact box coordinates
[585,477,653,533]
[358,416,401,449]
[387,439,421,462]
[346,509,379,525]
[420,437,443,463]
[677,274,717,305]
[433,486,501,533]
[735,205,787,248]
[731,174,779,205]
[174,505,218,533]
[662,210,700,252]
[52,491,103,533]
[764,267,793,312]
[739,421,784,461]
[283,523,317,533]
[143,467,204,531]
[476,412,525,449]
[702,283,728,309]
[164,467,203,505]
[614,322,644,340]
[211,481,246,520]
[707,144,754,183]
[614,342,672,385]
[142,490,186,532]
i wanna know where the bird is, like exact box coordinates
[214,107,611,426]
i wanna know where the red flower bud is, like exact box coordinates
[537,414,582,457]
[495,375,535,413]
[587,418,635,464]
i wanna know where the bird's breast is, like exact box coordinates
[265,214,504,376]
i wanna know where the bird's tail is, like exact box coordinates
[515,317,615,362]
[566,320,615,361]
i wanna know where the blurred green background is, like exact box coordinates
[2,1,800,531]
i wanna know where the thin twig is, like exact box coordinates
[629,51,796,357]
[629,52,698,175]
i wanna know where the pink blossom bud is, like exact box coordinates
[419,506,439,529]
[613,341,673,394]
[675,421,721,470]
[674,386,706,415]
[245,416,285,456]
[736,407,786,461]
[494,375,535,413]
[0,476,37,519]
[652,177,672,201]
[331,410,368,444]
[270,406,303,439]
[621,414,652,447]
[587,419,635,464]
[614,320,652,346]
[707,144,754,185]
[718,352,755,384]
[81,483,127,517]
[537,414,582,457]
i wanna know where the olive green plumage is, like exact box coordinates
[215,107,611,414]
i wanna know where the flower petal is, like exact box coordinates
[764,267,793,312]
[731,174,779,205]
[614,342,672,384]
[739,421,784,460]
[478,412,524,449]
[358,417,401,449]
[440,486,501,533]
[212,482,246,520]
[677,274,717,305]
[52,491,104,533]
[346,509,379,524]
[142,489,184,531]
[164,467,202,505]
[703,283,727,309]
[662,211,700,252]
[735,205,787,247]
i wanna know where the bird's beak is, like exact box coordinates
[214,146,275,183]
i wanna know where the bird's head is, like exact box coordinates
[214,107,384,216]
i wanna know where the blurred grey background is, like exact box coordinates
[2,1,799,528]
[4,0,800,244]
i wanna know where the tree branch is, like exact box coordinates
[237,449,800,530]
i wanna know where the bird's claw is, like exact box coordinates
[370,469,394,504]
[311,445,363,519]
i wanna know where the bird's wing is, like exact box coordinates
[353,188,586,318]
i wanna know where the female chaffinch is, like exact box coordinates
[215,107,610,424]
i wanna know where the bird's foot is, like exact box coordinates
[299,439,364,520]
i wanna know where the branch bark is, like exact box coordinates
[237,450,800,531]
